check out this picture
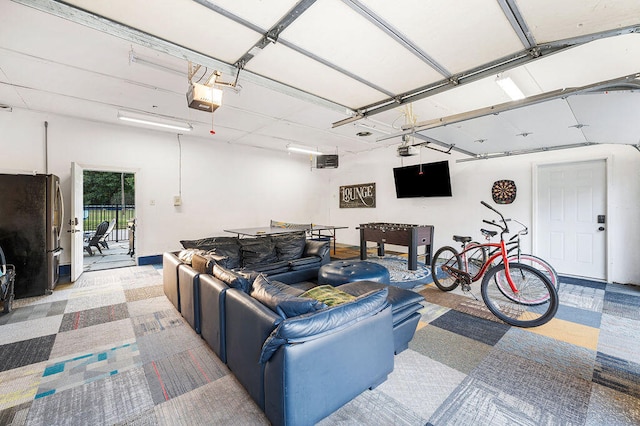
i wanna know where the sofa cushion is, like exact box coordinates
[259,287,389,363]
[177,249,206,265]
[240,238,278,267]
[180,237,218,250]
[191,253,224,274]
[213,264,251,293]
[301,285,356,307]
[250,274,325,319]
[207,242,242,270]
[288,256,322,271]
[271,232,307,261]
[243,260,290,275]
[303,239,330,259]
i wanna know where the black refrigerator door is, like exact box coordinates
[0,174,49,298]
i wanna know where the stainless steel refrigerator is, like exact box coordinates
[0,174,64,298]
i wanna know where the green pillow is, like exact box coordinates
[301,285,356,307]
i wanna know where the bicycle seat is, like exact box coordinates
[452,235,472,243]
[481,229,498,238]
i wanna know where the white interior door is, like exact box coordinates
[535,159,607,279]
[71,162,84,282]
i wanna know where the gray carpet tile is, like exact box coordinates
[592,351,640,399]
[376,348,466,421]
[0,301,67,326]
[143,344,229,405]
[58,302,130,332]
[429,308,511,346]
[0,315,63,346]
[125,285,165,302]
[496,327,597,381]
[602,290,640,320]
[558,282,605,312]
[469,348,592,423]
[136,322,206,365]
[26,367,154,425]
[63,285,127,313]
[130,309,184,338]
[409,324,493,375]
[49,318,136,360]
[597,313,640,362]
[0,335,56,373]
[428,375,575,426]
[417,300,450,323]
[319,387,426,425]
[127,296,176,318]
[585,383,640,425]
[153,374,269,426]
[0,401,31,426]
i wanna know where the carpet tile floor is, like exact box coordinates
[0,264,638,425]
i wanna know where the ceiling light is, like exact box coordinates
[117,112,192,132]
[496,74,525,101]
[287,145,323,155]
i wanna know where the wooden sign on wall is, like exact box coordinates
[340,183,376,208]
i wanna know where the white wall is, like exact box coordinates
[0,109,330,265]
[329,144,640,285]
[2,109,638,284]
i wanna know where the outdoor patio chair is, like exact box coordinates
[85,220,109,256]
[98,218,116,250]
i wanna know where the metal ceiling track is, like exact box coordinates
[332,24,640,128]
[192,0,395,98]
[11,0,354,115]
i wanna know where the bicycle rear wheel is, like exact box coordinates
[506,254,558,289]
[431,246,462,291]
[481,263,558,327]
[467,243,487,279]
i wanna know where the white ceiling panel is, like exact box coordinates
[2,0,639,160]
[246,43,387,108]
[281,0,442,95]
[524,34,640,92]
[362,0,525,74]
[569,92,640,144]
[64,0,262,64]
[205,0,301,30]
[516,0,640,43]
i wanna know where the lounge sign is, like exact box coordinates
[340,183,376,208]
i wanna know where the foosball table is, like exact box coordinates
[358,223,434,271]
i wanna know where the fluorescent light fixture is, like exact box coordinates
[287,145,323,155]
[496,74,525,101]
[117,112,192,132]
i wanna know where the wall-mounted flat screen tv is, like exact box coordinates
[393,160,452,198]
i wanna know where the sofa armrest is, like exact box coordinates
[303,239,330,264]
[225,289,282,410]
[163,252,182,312]
[178,265,201,334]
[263,306,394,426]
[199,274,229,363]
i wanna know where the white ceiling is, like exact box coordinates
[1,0,639,160]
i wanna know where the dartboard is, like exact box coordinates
[491,180,517,204]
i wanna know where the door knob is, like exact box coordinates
[598,227,605,231]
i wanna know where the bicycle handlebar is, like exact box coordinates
[480,201,509,235]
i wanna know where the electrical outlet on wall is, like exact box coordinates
[173,196,182,206]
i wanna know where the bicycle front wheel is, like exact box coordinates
[431,246,462,291]
[481,263,558,327]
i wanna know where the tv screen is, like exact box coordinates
[393,161,452,198]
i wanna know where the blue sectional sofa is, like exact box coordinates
[163,250,394,426]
